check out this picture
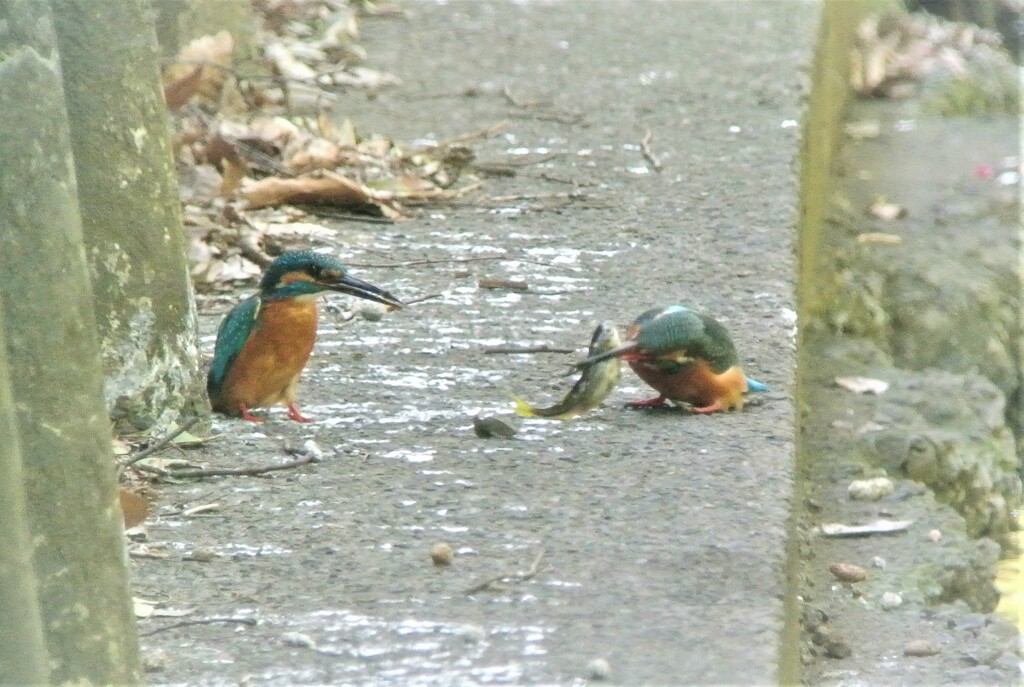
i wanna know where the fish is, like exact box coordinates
[514,322,622,419]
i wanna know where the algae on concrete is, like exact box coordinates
[51,0,208,432]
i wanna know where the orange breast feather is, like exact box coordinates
[217,299,318,411]
[630,359,748,410]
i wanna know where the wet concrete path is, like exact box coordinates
[135,2,813,684]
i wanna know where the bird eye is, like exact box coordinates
[308,265,323,279]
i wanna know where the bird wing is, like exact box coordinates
[635,309,739,372]
[207,296,261,394]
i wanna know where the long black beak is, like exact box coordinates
[573,341,637,369]
[326,274,403,309]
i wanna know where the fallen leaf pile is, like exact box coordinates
[163,0,487,290]
[850,12,1004,98]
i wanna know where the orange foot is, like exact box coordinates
[691,400,724,414]
[626,395,668,409]
[286,403,312,423]
[239,404,265,422]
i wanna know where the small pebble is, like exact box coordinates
[430,542,454,566]
[473,415,517,439]
[358,302,388,321]
[302,439,327,461]
[185,546,217,562]
[871,556,887,569]
[904,639,941,657]
[455,624,486,643]
[926,529,942,542]
[828,562,867,583]
[282,631,317,649]
[586,657,612,680]
[880,592,903,611]
[813,627,852,659]
[847,477,894,501]
[142,649,168,673]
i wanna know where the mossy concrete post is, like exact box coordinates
[0,309,48,687]
[50,0,207,432]
[0,2,141,684]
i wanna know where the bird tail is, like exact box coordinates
[513,395,538,417]
[746,377,769,392]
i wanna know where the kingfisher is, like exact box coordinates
[207,250,403,422]
[576,305,768,413]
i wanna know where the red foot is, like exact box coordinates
[239,404,265,423]
[691,400,724,414]
[626,395,668,409]
[286,403,312,423]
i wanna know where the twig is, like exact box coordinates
[295,206,396,224]
[640,128,663,172]
[463,548,546,594]
[425,122,507,149]
[472,152,561,174]
[140,616,257,637]
[483,191,591,204]
[403,293,444,306]
[119,417,202,472]
[478,278,529,291]
[484,345,576,355]
[502,85,551,109]
[346,254,551,269]
[132,454,319,480]
[502,86,587,126]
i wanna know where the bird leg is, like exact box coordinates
[691,400,724,413]
[626,395,668,409]
[286,403,312,423]
[239,404,265,423]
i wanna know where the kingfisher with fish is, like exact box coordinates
[575,305,768,413]
[207,250,403,422]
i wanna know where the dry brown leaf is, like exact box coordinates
[243,171,398,217]
[286,137,343,173]
[265,42,318,81]
[220,156,248,196]
[163,64,204,111]
[367,174,439,197]
[118,487,149,529]
[164,31,235,103]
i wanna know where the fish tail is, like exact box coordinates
[746,377,769,392]
[513,395,538,417]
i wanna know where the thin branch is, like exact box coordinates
[425,121,507,149]
[403,293,444,306]
[132,453,319,480]
[640,128,663,172]
[140,616,257,637]
[483,345,576,355]
[478,278,528,291]
[345,254,551,269]
[119,417,202,472]
[472,152,560,175]
[463,548,546,594]
[295,206,396,224]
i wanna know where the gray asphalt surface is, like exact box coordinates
[135,2,811,684]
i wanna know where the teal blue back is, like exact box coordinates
[633,306,739,373]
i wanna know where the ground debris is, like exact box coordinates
[463,548,546,594]
[162,3,507,289]
[818,519,913,537]
[472,415,517,439]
